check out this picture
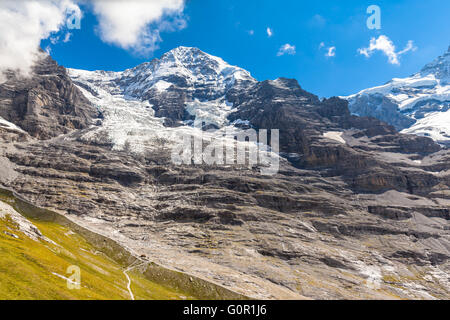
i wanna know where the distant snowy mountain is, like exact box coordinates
[345,46,450,145]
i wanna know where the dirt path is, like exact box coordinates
[123,269,135,300]
[123,260,148,300]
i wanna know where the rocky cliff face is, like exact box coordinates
[0,53,97,140]
[345,46,450,145]
[0,47,449,299]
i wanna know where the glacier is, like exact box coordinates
[345,46,450,145]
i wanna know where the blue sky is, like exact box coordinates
[42,0,450,97]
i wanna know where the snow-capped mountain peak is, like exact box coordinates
[159,46,249,78]
[345,45,450,145]
[70,46,255,100]
[68,47,257,153]
[420,46,450,83]
[117,46,255,99]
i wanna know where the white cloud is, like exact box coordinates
[63,32,72,43]
[266,27,273,37]
[319,42,336,58]
[277,44,296,56]
[398,40,417,55]
[0,0,81,83]
[50,35,60,45]
[326,46,336,57]
[248,30,254,36]
[358,35,416,65]
[91,0,186,55]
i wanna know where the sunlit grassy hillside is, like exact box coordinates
[0,197,193,300]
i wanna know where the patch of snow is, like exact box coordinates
[185,98,234,128]
[401,109,450,143]
[153,80,172,91]
[0,201,45,241]
[0,116,26,134]
[323,131,346,144]
[232,119,250,126]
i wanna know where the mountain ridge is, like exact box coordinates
[345,45,450,145]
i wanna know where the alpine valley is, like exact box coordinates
[0,46,449,300]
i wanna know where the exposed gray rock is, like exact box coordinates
[0,52,97,139]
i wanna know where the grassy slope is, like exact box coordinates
[0,199,193,300]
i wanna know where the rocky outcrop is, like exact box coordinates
[0,52,97,139]
[346,94,416,130]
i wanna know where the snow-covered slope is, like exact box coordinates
[68,47,266,162]
[0,116,26,134]
[118,46,254,100]
[70,46,254,103]
[345,46,450,145]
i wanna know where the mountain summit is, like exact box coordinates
[420,46,450,82]
[345,46,450,145]
[69,46,255,128]
[119,46,255,100]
